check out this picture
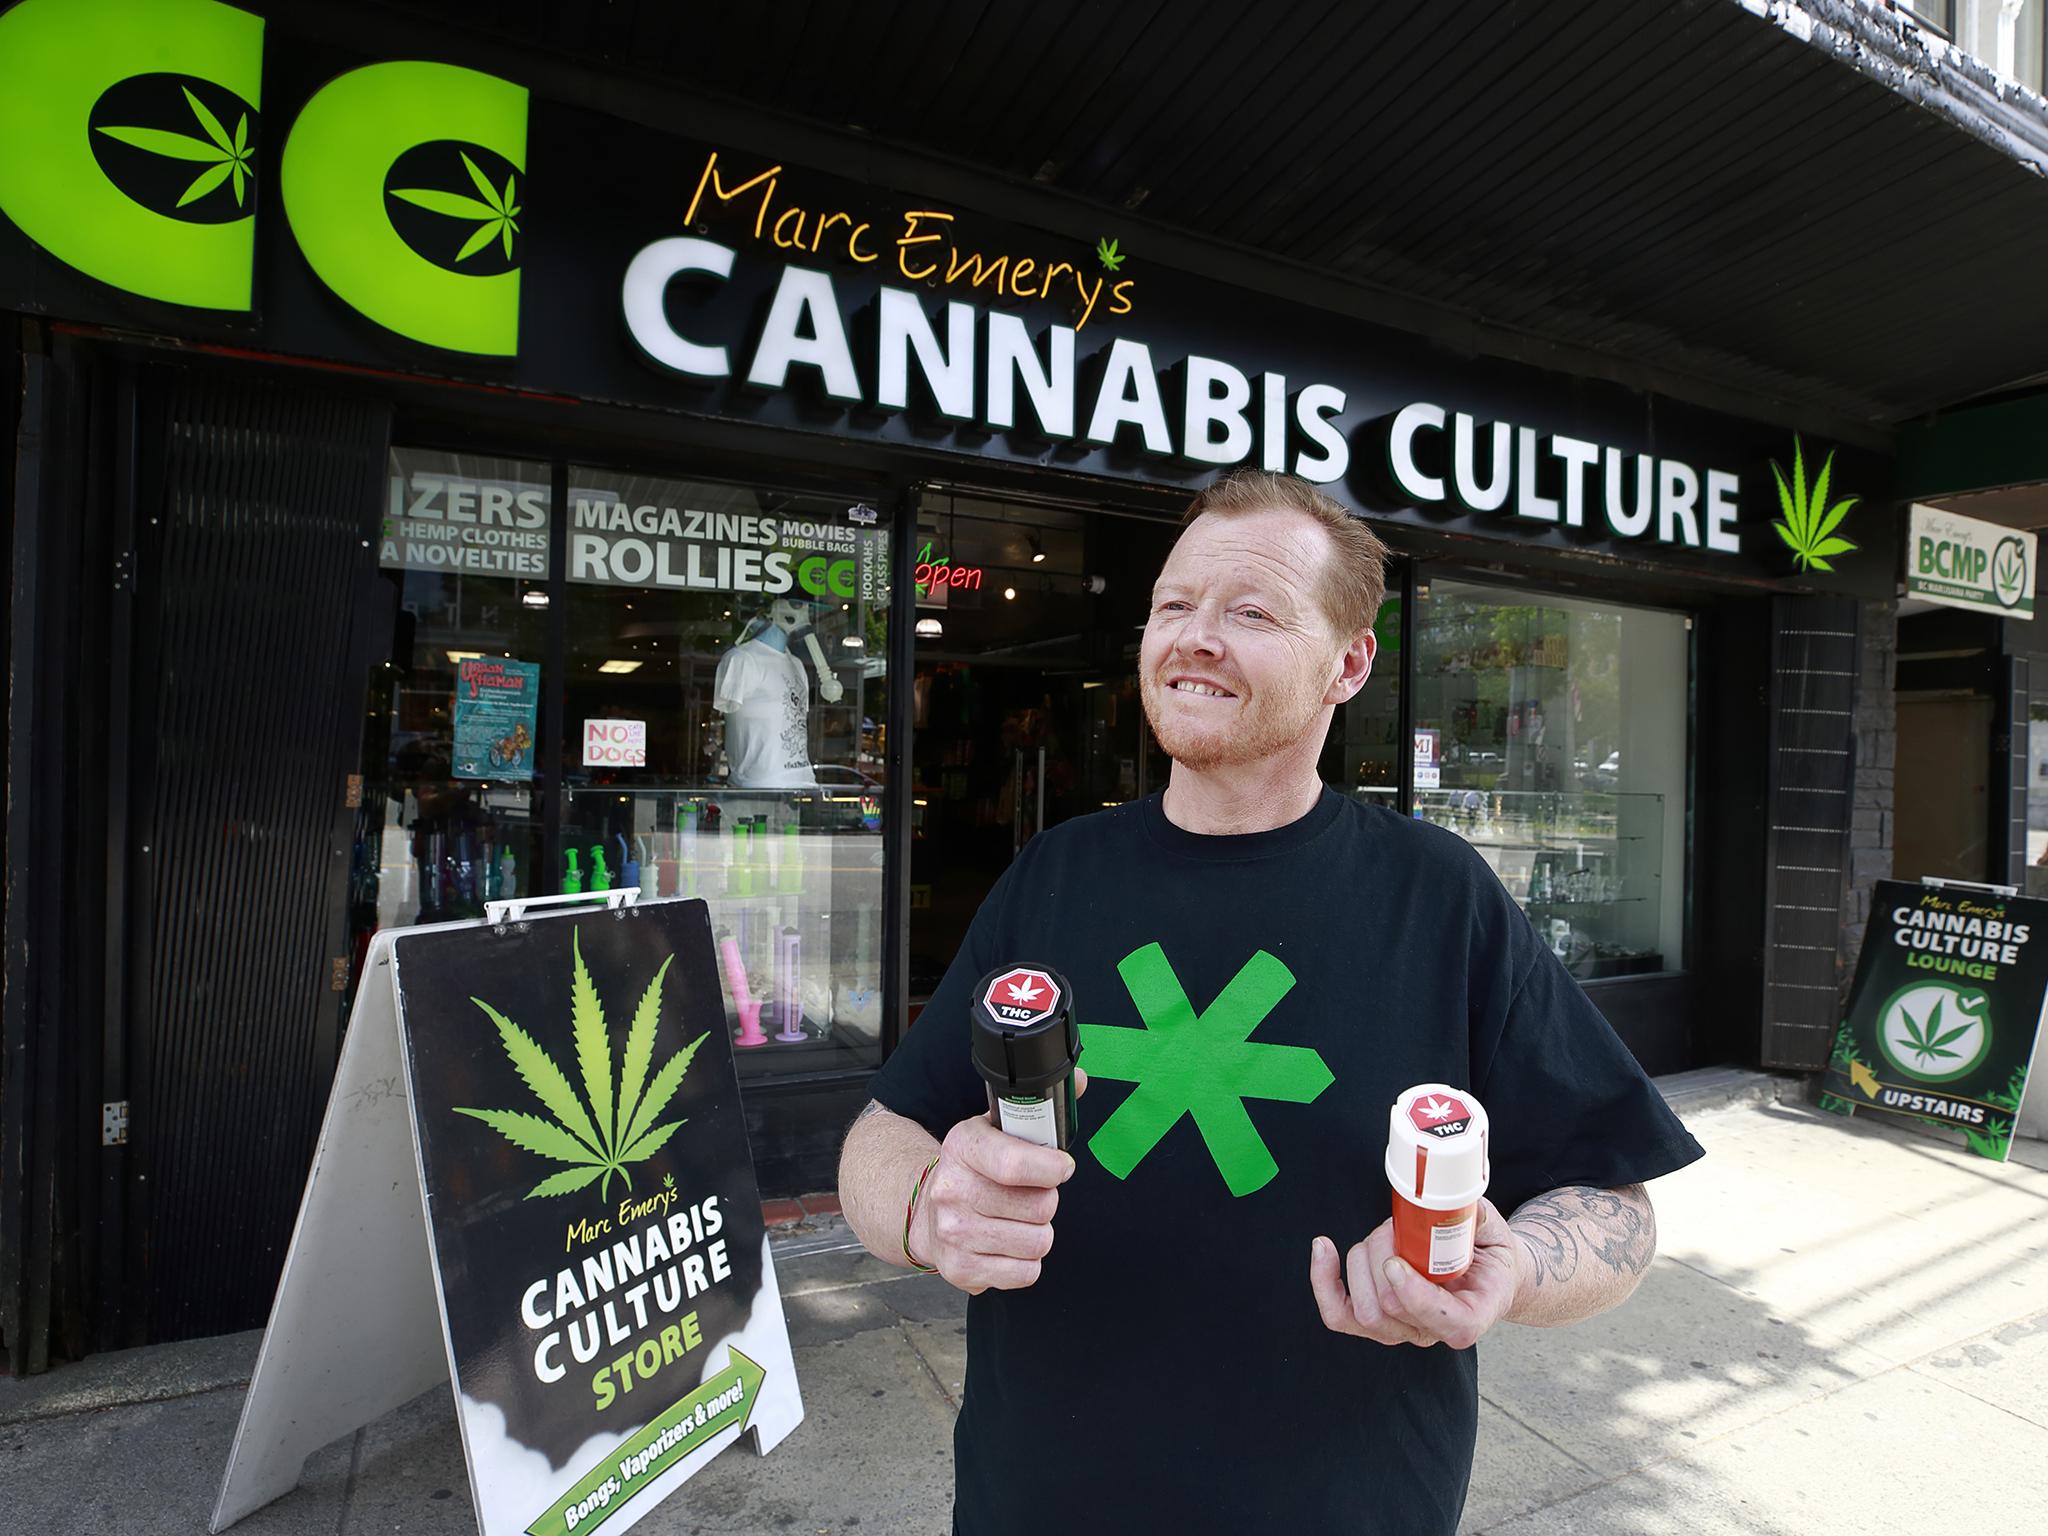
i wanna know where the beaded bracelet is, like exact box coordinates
[901,1153,941,1274]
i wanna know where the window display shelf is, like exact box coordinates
[1418,789,1667,978]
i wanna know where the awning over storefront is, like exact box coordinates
[376,0,2048,443]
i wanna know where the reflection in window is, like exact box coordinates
[1411,580,1689,978]
[560,469,891,1078]
[1322,576,1404,812]
[2026,665,2048,900]
[352,448,551,956]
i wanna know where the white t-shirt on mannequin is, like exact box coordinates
[713,638,816,788]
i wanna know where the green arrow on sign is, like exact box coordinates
[526,1348,766,1536]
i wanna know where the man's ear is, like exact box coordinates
[1326,629,1376,706]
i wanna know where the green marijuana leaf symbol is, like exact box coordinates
[454,931,706,1199]
[97,86,255,208]
[1995,538,2028,605]
[1770,436,1859,574]
[1095,236,1124,272]
[1898,995,1974,1068]
[1079,945,1332,1197]
[391,151,522,262]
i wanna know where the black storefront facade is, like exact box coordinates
[0,0,1920,1369]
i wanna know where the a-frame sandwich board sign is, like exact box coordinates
[213,893,803,1536]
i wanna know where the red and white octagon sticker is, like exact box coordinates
[1408,1092,1473,1138]
[983,968,1062,1025]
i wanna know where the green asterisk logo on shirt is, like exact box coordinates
[1080,945,1332,1197]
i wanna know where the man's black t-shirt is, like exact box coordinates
[871,790,1705,1535]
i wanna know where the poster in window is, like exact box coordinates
[453,658,541,781]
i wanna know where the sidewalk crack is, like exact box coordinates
[1476,1393,1601,1475]
[335,1426,366,1536]
[894,1320,959,1412]
[1905,1364,2048,1433]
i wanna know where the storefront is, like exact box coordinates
[2,0,1908,1363]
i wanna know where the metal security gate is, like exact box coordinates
[1,339,390,1367]
[122,363,391,1341]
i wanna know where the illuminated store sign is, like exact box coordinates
[0,0,263,310]
[683,150,1136,328]
[280,58,528,355]
[0,5,1902,587]
[913,542,984,607]
[1386,401,1742,554]
[624,236,1358,491]
[0,0,528,353]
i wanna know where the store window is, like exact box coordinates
[560,468,891,1078]
[1410,579,1689,978]
[2025,661,2048,899]
[1321,574,1405,812]
[353,447,552,949]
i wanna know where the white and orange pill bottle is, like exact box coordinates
[1384,1083,1491,1285]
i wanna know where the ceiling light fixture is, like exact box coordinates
[1028,532,1045,564]
[1003,586,1018,601]
[521,590,550,608]
[915,617,944,639]
[598,659,643,674]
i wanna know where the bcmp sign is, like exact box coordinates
[584,719,648,768]
[1907,504,2035,619]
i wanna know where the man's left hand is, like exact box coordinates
[1309,1198,1525,1349]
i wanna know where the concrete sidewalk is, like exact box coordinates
[4,1082,2046,1533]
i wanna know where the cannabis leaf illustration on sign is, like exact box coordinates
[1007,977,1044,1005]
[1898,995,1973,1068]
[1770,437,1859,574]
[1995,538,2029,608]
[455,931,706,1200]
[391,151,522,262]
[97,86,254,208]
[1096,236,1124,272]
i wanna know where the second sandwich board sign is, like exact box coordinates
[213,896,802,1536]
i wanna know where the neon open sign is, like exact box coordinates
[913,540,982,597]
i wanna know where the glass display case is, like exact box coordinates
[1415,789,1666,978]
[559,783,885,1075]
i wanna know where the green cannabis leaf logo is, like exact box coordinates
[1096,236,1124,272]
[391,151,522,262]
[454,931,706,1200]
[97,86,254,208]
[1770,437,1858,574]
[1995,537,2029,608]
[1897,995,1973,1067]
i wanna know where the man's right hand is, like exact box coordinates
[909,1113,1075,1294]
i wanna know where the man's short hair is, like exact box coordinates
[1180,470,1389,639]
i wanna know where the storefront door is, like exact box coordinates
[904,492,1177,1008]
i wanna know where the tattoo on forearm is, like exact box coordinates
[1509,1184,1654,1289]
[841,1099,890,1154]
